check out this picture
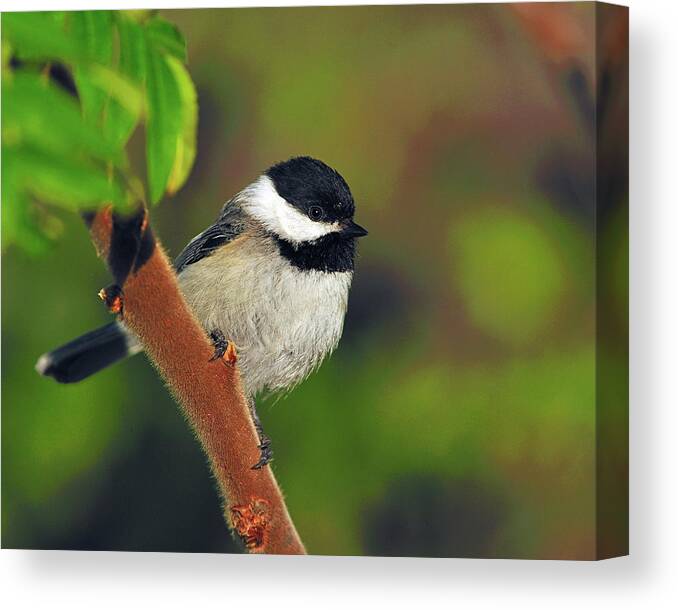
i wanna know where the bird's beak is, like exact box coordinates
[341,220,368,239]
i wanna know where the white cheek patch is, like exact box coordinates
[241,175,340,244]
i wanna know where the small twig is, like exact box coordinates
[86,205,306,555]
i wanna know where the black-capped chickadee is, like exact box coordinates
[36,156,368,467]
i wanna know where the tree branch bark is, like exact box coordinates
[86,205,306,555]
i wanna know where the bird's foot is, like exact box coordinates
[251,433,273,470]
[98,284,124,316]
[209,329,237,365]
[209,329,228,360]
[248,399,274,469]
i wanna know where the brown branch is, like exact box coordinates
[86,205,306,555]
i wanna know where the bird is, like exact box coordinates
[35,156,368,468]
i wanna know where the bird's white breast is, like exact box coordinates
[177,233,352,397]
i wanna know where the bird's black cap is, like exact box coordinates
[266,157,356,224]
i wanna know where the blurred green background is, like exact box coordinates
[2,3,628,559]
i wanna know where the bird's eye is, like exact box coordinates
[308,206,325,221]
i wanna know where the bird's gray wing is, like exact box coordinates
[174,201,245,272]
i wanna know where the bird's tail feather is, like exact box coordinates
[35,322,139,384]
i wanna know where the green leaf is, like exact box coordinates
[1,151,52,254]
[145,17,187,62]
[2,12,85,63]
[116,16,147,83]
[165,56,197,196]
[4,10,196,213]
[10,146,126,209]
[104,16,147,147]
[83,64,144,118]
[2,37,12,71]
[70,11,114,124]
[120,10,156,23]
[2,74,125,166]
[144,47,182,205]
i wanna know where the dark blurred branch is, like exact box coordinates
[86,205,306,555]
[513,3,629,227]
[511,3,594,134]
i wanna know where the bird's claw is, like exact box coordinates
[251,434,273,470]
[209,329,228,361]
